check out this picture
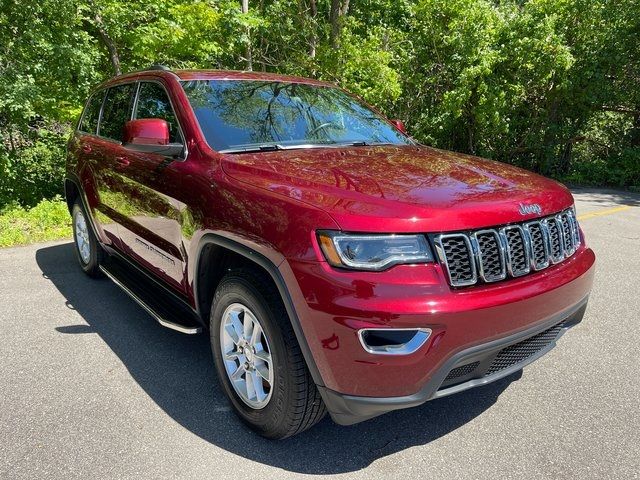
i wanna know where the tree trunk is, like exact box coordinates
[329,0,349,48]
[341,0,350,16]
[86,3,121,76]
[241,0,252,71]
[95,16,121,76]
[630,108,640,147]
[309,0,317,58]
[8,128,15,153]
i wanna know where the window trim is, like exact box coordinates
[77,89,107,136]
[97,81,138,143]
[77,78,188,160]
[132,79,188,161]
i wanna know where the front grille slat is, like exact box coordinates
[435,208,579,287]
[502,225,530,277]
[525,221,549,270]
[545,218,564,263]
[559,213,575,256]
[474,230,506,282]
[436,234,476,287]
[567,210,581,248]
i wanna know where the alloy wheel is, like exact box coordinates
[74,210,91,265]
[220,303,274,409]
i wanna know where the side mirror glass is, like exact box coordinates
[390,119,406,134]
[123,119,184,157]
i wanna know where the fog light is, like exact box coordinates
[358,328,431,355]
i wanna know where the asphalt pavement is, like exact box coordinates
[1,187,638,479]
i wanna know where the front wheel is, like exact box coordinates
[210,269,326,439]
[71,201,104,278]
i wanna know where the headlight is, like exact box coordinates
[317,231,434,271]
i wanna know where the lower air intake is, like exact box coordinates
[485,322,564,376]
[444,361,480,382]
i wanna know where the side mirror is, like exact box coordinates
[390,119,406,134]
[123,119,184,158]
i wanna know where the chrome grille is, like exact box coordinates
[546,218,564,263]
[503,226,530,276]
[525,222,549,270]
[560,213,575,256]
[567,210,581,247]
[437,235,476,286]
[474,230,505,281]
[435,208,580,287]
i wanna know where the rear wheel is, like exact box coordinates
[71,201,103,278]
[210,269,326,439]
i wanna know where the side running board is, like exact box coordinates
[99,256,203,335]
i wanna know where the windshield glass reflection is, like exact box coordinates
[181,80,412,152]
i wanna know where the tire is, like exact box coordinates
[71,200,104,278]
[210,269,326,439]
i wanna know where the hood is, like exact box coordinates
[221,145,574,232]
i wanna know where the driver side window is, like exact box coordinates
[99,83,135,141]
[135,82,182,144]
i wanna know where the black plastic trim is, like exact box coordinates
[108,247,201,320]
[321,295,589,425]
[64,174,101,241]
[194,234,325,387]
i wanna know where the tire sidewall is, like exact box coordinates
[210,277,293,436]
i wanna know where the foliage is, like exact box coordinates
[0,197,71,247]
[0,0,638,222]
[0,124,69,207]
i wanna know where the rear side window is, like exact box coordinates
[135,82,181,143]
[79,91,105,134]
[99,83,135,141]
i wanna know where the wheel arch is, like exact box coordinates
[64,174,102,242]
[193,233,325,387]
[64,178,80,214]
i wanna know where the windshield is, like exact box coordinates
[181,80,412,152]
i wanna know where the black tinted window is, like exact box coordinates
[79,91,105,134]
[100,83,135,141]
[135,82,181,143]
[181,80,411,152]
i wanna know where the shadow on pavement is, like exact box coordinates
[36,242,520,475]
[570,186,640,206]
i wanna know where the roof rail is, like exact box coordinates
[146,64,172,72]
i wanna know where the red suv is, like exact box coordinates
[65,66,595,439]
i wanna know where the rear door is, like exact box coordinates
[71,89,122,247]
[89,82,138,247]
[113,80,189,292]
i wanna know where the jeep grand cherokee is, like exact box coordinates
[65,66,595,439]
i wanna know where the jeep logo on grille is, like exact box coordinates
[518,203,542,216]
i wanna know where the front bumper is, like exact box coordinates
[278,245,595,424]
[319,297,587,425]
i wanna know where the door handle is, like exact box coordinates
[115,156,130,168]
[81,144,92,154]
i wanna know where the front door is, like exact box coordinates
[113,80,189,293]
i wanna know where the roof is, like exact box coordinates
[174,69,335,87]
[97,68,336,89]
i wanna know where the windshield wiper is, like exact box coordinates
[337,141,395,147]
[221,141,398,154]
[220,144,284,154]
